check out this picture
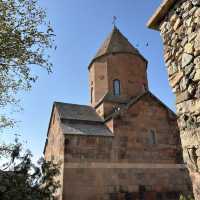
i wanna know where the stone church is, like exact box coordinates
[44,27,192,200]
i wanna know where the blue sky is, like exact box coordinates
[3,0,175,159]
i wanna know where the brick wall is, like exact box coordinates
[44,107,65,200]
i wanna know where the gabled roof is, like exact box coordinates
[54,102,103,122]
[127,91,176,116]
[61,120,113,137]
[43,102,113,154]
[44,91,176,154]
[89,26,147,68]
[147,0,177,30]
[54,102,113,137]
[105,90,176,122]
[94,92,128,109]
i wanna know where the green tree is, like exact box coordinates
[180,194,194,200]
[0,0,60,199]
[0,140,60,200]
[0,0,55,129]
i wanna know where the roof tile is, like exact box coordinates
[55,102,103,122]
[61,120,113,137]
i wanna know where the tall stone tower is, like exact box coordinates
[89,26,148,117]
[147,0,200,199]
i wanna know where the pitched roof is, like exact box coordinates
[44,92,176,153]
[89,26,147,67]
[94,92,128,109]
[54,102,103,122]
[54,102,113,137]
[61,120,113,137]
[104,91,176,122]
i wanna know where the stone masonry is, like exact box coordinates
[148,0,200,199]
[44,27,192,200]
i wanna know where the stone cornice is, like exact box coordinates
[147,0,177,30]
[64,162,187,169]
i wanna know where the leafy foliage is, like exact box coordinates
[0,140,60,200]
[179,194,194,200]
[0,1,59,199]
[0,0,55,129]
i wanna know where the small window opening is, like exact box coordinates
[91,87,93,103]
[148,130,156,145]
[113,79,121,96]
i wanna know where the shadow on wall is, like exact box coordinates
[108,174,193,200]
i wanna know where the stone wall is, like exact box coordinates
[62,94,192,200]
[44,107,65,200]
[154,0,200,198]
[112,94,182,164]
[89,53,148,108]
[63,166,190,200]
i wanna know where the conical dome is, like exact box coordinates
[89,26,147,67]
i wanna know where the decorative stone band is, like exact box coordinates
[64,162,186,169]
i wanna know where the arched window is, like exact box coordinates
[113,79,121,96]
[148,130,156,145]
[91,87,93,103]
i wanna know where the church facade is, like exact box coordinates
[44,27,192,200]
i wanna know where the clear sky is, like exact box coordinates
[3,0,176,160]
